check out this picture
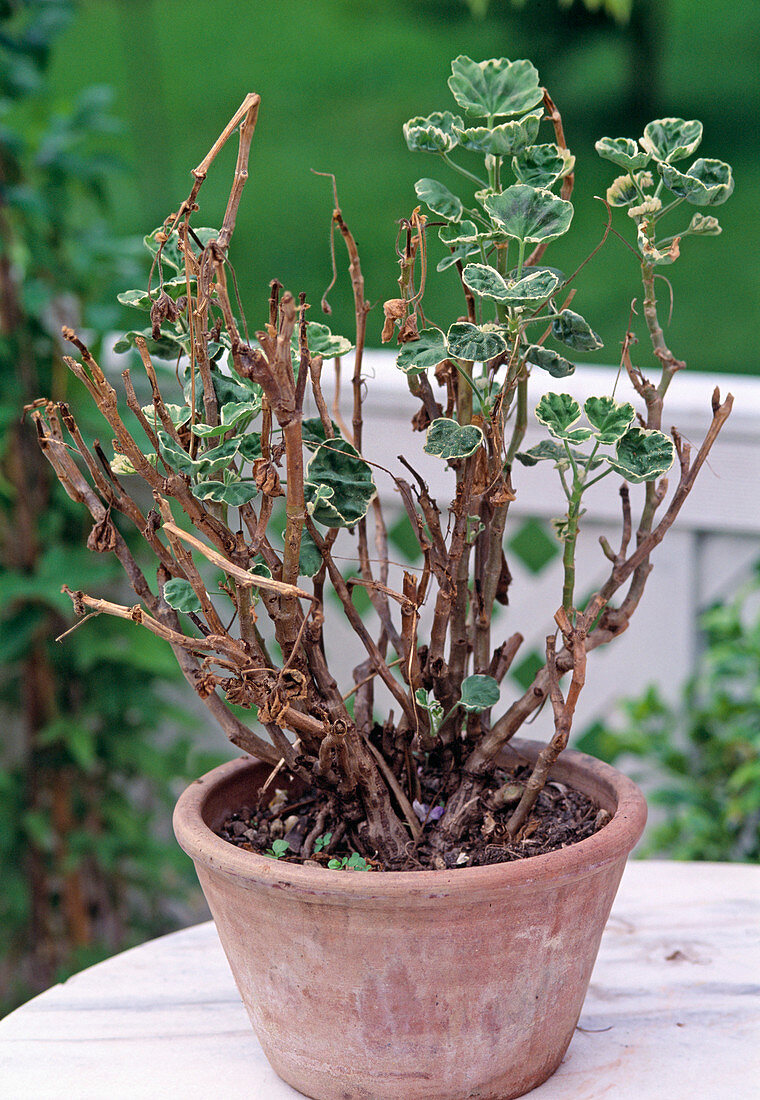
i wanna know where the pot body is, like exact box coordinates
[173,739,646,1100]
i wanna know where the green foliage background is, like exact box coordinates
[0,0,221,1015]
[48,0,759,375]
[579,569,760,863]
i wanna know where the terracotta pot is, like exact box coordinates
[173,738,646,1100]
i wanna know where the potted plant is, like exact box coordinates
[32,56,733,1100]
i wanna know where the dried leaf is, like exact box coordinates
[253,458,283,497]
[381,298,405,343]
[86,514,117,553]
[397,313,420,344]
[495,552,512,606]
[277,668,307,701]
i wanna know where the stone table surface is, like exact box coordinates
[1,860,758,1099]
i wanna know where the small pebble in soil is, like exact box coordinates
[215,760,607,873]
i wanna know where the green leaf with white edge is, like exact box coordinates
[607,426,675,484]
[184,369,255,415]
[117,276,194,311]
[447,56,543,118]
[414,178,463,222]
[304,439,376,528]
[461,263,510,301]
[396,328,449,374]
[583,396,635,444]
[157,430,238,478]
[462,263,560,305]
[424,418,484,461]
[222,399,260,426]
[473,187,497,207]
[636,226,679,267]
[302,417,342,452]
[605,170,654,207]
[143,227,184,271]
[403,112,463,154]
[516,440,602,470]
[415,688,443,717]
[502,267,561,304]
[117,289,153,310]
[606,174,638,207]
[524,345,575,378]
[513,143,575,188]
[298,528,323,578]
[192,480,257,506]
[157,430,197,477]
[453,110,542,156]
[459,673,500,713]
[302,321,354,359]
[483,185,573,244]
[163,578,202,615]
[685,212,722,236]
[249,558,273,581]
[237,434,262,461]
[446,321,507,361]
[659,158,734,207]
[113,327,189,360]
[439,219,481,246]
[437,241,481,272]
[551,309,603,351]
[194,438,240,477]
[110,453,140,476]
[535,392,592,443]
[141,403,191,432]
[191,400,260,438]
[143,226,219,270]
[640,118,703,164]
[595,136,651,170]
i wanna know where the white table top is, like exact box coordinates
[2,860,759,1100]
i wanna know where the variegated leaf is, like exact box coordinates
[453,111,542,156]
[607,427,675,483]
[535,392,592,443]
[640,118,703,164]
[304,439,376,528]
[595,136,651,170]
[424,417,484,460]
[447,56,543,118]
[415,178,463,222]
[552,309,603,351]
[524,345,575,378]
[513,143,575,188]
[446,321,507,361]
[439,219,481,246]
[660,158,734,207]
[583,396,634,444]
[403,112,463,154]
[396,328,449,374]
[484,185,573,243]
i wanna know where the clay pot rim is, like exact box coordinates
[173,738,647,900]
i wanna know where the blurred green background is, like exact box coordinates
[47,0,760,373]
[1,0,758,1015]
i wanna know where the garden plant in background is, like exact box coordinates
[579,566,760,863]
[31,54,735,1099]
[0,0,205,1014]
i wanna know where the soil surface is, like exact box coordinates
[215,758,609,872]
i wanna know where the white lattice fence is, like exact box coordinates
[319,353,760,742]
[102,341,760,744]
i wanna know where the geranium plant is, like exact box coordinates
[32,57,734,869]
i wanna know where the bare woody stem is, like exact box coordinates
[506,617,586,837]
